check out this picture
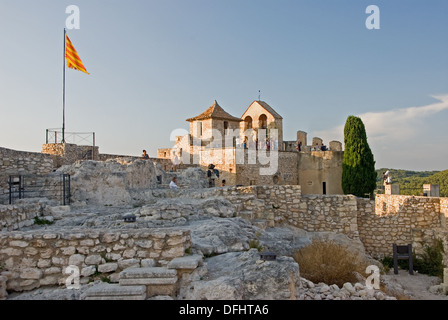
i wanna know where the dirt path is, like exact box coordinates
[383,269,448,300]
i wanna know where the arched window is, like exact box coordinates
[258,114,267,129]
[198,122,203,137]
[224,121,229,135]
[244,116,253,130]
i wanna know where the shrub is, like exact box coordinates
[381,240,444,278]
[413,239,444,278]
[249,239,264,252]
[293,240,370,287]
[34,216,53,225]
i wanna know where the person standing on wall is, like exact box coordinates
[142,150,150,160]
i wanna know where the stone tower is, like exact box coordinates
[240,100,283,149]
[186,100,242,148]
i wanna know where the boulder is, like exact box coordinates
[179,249,301,300]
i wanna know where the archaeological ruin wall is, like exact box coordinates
[0,227,191,292]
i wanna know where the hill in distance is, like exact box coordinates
[376,168,448,197]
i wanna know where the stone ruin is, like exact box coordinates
[1,155,448,300]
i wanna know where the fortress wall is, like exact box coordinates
[42,143,99,164]
[236,151,299,186]
[358,194,445,258]
[0,228,191,292]
[0,147,61,204]
[297,151,344,195]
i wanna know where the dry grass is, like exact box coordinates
[293,239,370,287]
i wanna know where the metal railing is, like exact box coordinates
[46,129,95,147]
[4,174,71,205]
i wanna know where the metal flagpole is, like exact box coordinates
[62,28,66,143]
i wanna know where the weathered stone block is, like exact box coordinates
[81,266,96,277]
[10,240,29,248]
[85,254,102,265]
[68,254,85,266]
[118,259,140,270]
[120,267,176,279]
[98,263,118,273]
[167,255,203,270]
[141,259,156,268]
[20,268,43,280]
[81,283,146,300]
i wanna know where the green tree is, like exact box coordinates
[342,116,377,197]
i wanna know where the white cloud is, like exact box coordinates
[359,94,448,144]
[312,95,448,170]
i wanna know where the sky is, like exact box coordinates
[0,0,447,171]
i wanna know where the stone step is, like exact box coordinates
[167,254,203,270]
[119,267,179,298]
[81,283,146,300]
[120,267,177,279]
[119,267,177,286]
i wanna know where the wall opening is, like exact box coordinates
[224,121,229,135]
[323,182,327,195]
[244,116,253,130]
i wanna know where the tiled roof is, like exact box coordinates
[186,100,242,122]
[242,100,283,120]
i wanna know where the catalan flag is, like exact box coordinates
[65,35,89,74]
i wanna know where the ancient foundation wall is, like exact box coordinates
[0,228,191,292]
[0,202,47,232]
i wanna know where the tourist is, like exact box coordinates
[169,177,179,190]
[171,151,180,172]
[207,164,219,188]
[141,150,149,160]
[383,170,392,185]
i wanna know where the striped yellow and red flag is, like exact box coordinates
[65,35,89,74]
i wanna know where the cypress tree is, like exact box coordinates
[342,116,377,197]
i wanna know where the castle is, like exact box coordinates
[158,100,344,195]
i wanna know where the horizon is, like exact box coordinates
[1,1,447,171]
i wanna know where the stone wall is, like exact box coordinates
[0,147,59,175]
[0,147,62,203]
[0,202,46,232]
[297,151,344,195]
[0,228,191,292]
[42,143,99,163]
[125,186,448,257]
[358,195,446,258]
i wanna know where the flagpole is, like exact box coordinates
[62,28,66,143]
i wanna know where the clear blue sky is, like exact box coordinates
[1,0,447,171]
